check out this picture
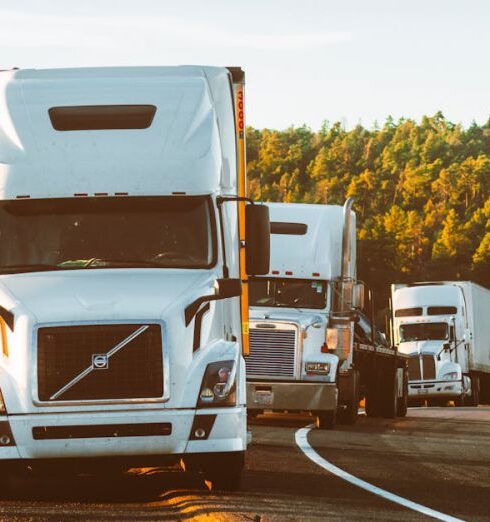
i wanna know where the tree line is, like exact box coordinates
[246,112,490,311]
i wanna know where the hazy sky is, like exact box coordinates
[1,0,489,130]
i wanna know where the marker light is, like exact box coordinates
[199,387,214,402]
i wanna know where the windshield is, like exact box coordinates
[249,277,327,309]
[399,322,448,342]
[0,196,215,273]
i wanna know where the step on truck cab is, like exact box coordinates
[392,282,490,406]
[0,66,270,490]
[246,200,408,428]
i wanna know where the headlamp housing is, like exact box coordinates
[197,360,236,408]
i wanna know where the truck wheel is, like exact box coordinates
[205,452,244,491]
[316,410,336,430]
[337,401,358,424]
[365,381,381,417]
[381,370,398,419]
[396,368,408,417]
[247,410,261,421]
[465,374,480,407]
[338,370,359,424]
[454,395,464,407]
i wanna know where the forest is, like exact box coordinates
[246,113,490,313]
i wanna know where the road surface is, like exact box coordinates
[0,407,488,521]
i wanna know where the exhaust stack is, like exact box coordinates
[327,198,355,361]
[339,197,355,314]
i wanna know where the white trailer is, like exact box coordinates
[246,200,408,428]
[0,66,270,490]
[392,282,490,405]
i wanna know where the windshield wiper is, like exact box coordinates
[82,258,167,269]
[0,264,66,274]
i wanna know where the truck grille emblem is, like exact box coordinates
[92,354,109,370]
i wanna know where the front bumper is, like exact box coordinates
[247,381,337,412]
[409,380,463,399]
[0,407,246,463]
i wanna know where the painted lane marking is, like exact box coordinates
[295,425,464,522]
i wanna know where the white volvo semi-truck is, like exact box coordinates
[246,200,408,428]
[0,66,270,490]
[392,282,490,406]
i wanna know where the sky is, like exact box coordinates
[1,0,489,130]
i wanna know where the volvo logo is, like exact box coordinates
[92,354,109,370]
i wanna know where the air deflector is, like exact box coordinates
[49,105,156,131]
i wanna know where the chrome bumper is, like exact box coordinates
[408,380,463,399]
[247,381,337,412]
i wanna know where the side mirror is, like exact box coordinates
[245,204,270,275]
[215,278,242,298]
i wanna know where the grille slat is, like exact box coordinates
[37,324,163,402]
[408,357,421,381]
[246,327,296,379]
[422,354,436,380]
[408,355,436,381]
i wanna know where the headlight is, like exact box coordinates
[441,371,460,381]
[197,360,236,408]
[305,362,330,375]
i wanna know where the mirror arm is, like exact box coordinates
[185,281,242,326]
[216,195,255,206]
[0,306,14,331]
[185,295,220,326]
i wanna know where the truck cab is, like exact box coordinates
[0,66,270,490]
[245,203,354,428]
[246,201,408,428]
[392,283,470,405]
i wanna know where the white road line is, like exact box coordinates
[295,425,464,522]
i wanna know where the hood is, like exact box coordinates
[0,269,215,324]
[250,307,325,329]
[398,339,445,357]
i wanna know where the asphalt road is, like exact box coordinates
[0,407,488,521]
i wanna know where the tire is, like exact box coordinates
[337,401,359,424]
[247,410,260,421]
[315,410,336,430]
[396,368,408,417]
[338,370,359,425]
[454,394,465,407]
[381,369,398,419]
[465,374,480,407]
[365,379,381,417]
[205,452,244,491]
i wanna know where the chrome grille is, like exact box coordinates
[246,326,297,379]
[408,357,421,380]
[37,324,163,402]
[422,354,436,380]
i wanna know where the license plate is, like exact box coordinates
[417,388,428,394]
[254,390,273,406]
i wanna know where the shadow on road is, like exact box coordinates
[5,467,208,503]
